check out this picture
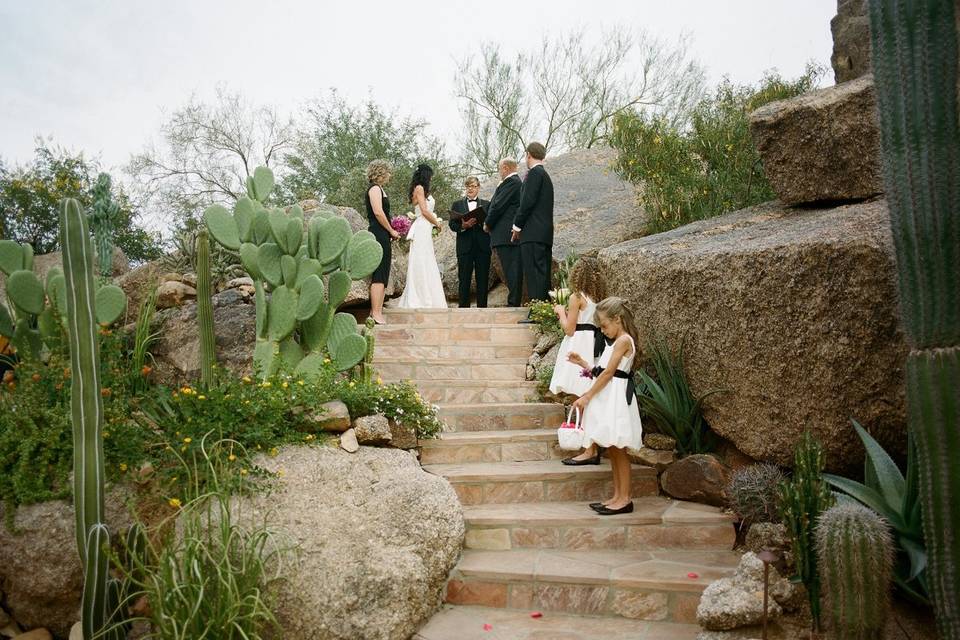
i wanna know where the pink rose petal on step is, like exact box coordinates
[530,611,543,618]
[687,572,699,579]
[483,623,493,631]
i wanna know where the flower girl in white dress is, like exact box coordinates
[398,164,447,309]
[569,297,643,515]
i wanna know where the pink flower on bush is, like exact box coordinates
[390,217,412,237]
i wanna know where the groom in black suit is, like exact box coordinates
[511,142,554,312]
[484,158,523,307]
[450,176,492,307]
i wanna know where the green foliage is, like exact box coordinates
[825,421,928,603]
[869,0,960,636]
[159,223,245,287]
[130,287,159,395]
[196,229,217,386]
[635,338,719,456]
[536,363,555,401]
[609,64,823,234]
[280,92,460,214]
[816,503,895,640]
[204,166,381,376]
[120,440,287,639]
[358,317,376,384]
[727,463,786,525]
[336,377,445,440]
[778,431,835,631]
[0,141,161,262]
[527,300,563,339]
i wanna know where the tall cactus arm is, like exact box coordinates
[196,229,217,385]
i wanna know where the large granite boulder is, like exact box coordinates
[480,147,646,262]
[831,0,872,84]
[242,446,463,640]
[0,489,133,639]
[661,455,731,507]
[750,75,882,205]
[598,199,907,470]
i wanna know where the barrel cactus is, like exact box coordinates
[816,503,895,639]
[869,0,960,635]
[204,166,381,377]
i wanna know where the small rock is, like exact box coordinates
[155,281,197,309]
[68,623,81,640]
[238,284,255,298]
[534,333,561,356]
[340,429,359,453]
[308,401,351,433]
[629,447,677,473]
[643,433,677,451]
[697,552,785,631]
[744,523,790,557]
[180,273,198,288]
[661,454,731,507]
[136,461,155,484]
[212,289,243,308]
[353,415,393,446]
[226,276,254,289]
[14,629,53,640]
[389,419,418,450]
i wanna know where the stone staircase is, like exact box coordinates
[375,307,738,640]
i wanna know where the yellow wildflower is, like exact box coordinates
[102,431,110,439]
[228,454,237,462]
[119,463,128,472]
[269,447,279,457]
[183,437,192,444]
[276,469,285,478]
[240,469,248,476]
[198,395,206,400]
[323,358,331,364]
[281,381,288,389]
[168,498,182,509]
[242,376,252,384]
[376,377,383,385]
[349,381,355,388]
[297,380,304,386]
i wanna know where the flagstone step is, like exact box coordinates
[383,308,529,325]
[414,604,700,640]
[376,343,534,360]
[374,359,529,382]
[461,499,736,552]
[375,324,538,347]
[412,382,540,407]
[444,548,740,624]
[419,429,564,464]
[437,403,565,432]
[423,460,659,506]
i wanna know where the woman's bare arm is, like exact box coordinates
[414,186,440,226]
[557,293,582,337]
[572,336,632,410]
[369,186,399,237]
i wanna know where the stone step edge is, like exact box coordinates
[420,429,557,447]
[373,357,532,365]
[423,461,657,483]
[438,403,562,410]
[376,323,538,330]
[461,500,736,528]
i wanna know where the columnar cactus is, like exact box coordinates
[204,166,382,378]
[196,228,217,385]
[778,431,835,631]
[869,0,960,636]
[61,197,126,640]
[89,172,118,277]
[360,317,376,383]
[816,503,895,639]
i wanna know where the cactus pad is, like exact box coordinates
[328,312,358,350]
[328,271,352,308]
[253,338,279,378]
[234,197,256,242]
[279,337,304,371]
[317,217,352,264]
[257,243,284,288]
[252,166,275,201]
[294,353,327,380]
[203,204,240,251]
[239,243,262,280]
[332,333,367,371]
[0,303,13,337]
[0,240,24,275]
[345,236,384,280]
[285,218,304,255]
[297,275,324,321]
[267,285,298,342]
[252,210,273,244]
[280,254,298,287]
[7,270,45,315]
[94,285,127,326]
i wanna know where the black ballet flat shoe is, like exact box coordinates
[596,502,634,516]
[561,453,601,466]
[589,502,607,511]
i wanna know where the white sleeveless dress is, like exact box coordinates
[549,295,597,396]
[581,335,643,451]
[398,195,447,309]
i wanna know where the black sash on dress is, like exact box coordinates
[590,366,637,405]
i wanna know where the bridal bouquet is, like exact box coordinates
[432,216,443,238]
[390,216,412,238]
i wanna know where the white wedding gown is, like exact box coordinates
[398,195,447,309]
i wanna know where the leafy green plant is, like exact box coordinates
[536,364,555,401]
[526,300,563,339]
[609,64,823,234]
[824,421,928,603]
[869,0,960,635]
[337,377,445,440]
[816,503,895,640]
[130,287,159,395]
[778,431,835,632]
[635,338,719,456]
[727,463,785,525]
[160,225,244,286]
[204,166,381,377]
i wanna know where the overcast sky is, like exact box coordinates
[1,0,836,174]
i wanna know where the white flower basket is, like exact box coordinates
[557,406,585,451]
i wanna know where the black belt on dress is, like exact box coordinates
[590,366,637,405]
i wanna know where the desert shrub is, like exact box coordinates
[536,364,555,401]
[610,63,824,234]
[727,463,786,524]
[527,300,563,339]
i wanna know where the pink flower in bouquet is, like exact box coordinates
[390,216,412,238]
[579,368,595,379]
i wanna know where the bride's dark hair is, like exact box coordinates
[408,163,434,203]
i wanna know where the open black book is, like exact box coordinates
[448,206,487,226]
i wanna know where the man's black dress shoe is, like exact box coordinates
[596,502,634,516]
[561,453,601,466]
[517,318,536,324]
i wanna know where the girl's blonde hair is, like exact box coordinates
[596,296,640,371]
[366,159,392,185]
[569,256,606,303]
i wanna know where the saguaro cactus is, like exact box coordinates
[816,503,895,639]
[204,166,382,378]
[196,228,217,385]
[868,0,960,636]
[89,172,118,277]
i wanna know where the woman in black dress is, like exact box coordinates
[366,159,400,324]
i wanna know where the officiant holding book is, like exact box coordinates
[449,176,491,307]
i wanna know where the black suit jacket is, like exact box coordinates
[514,164,554,246]
[484,174,522,248]
[450,197,492,257]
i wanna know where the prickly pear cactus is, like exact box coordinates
[204,166,382,377]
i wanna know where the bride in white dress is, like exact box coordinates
[398,164,447,309]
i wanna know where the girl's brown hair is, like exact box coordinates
[569,256,607,303]
[595,296,640,371]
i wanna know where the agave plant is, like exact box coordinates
[824,420,928,604]
[635,338,720,456]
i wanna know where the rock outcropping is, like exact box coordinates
[598,198,907,470]
[831,0,872,83]
[241,446,464,640]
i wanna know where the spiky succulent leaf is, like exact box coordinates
[257,243,284,288]
[328,271,352,308]
[279,337,304,371]
[252,166,274,201]
[301,303,332,352]
[317,217,351,264]
[253,338,278,379]
[239,243,262,280]
[297,275,324,321]
[345,237,384,280]
[267,285,297,342]
[94,285,126,326]
[280,254,298,287]
[203,205,240,251]
[252,210,272,244]
[0,240,24,275]
[234,197,256,242]
[332,333,367,371]
[285,218,304,255]
[7,270,45,315]
[328,311,358,350]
